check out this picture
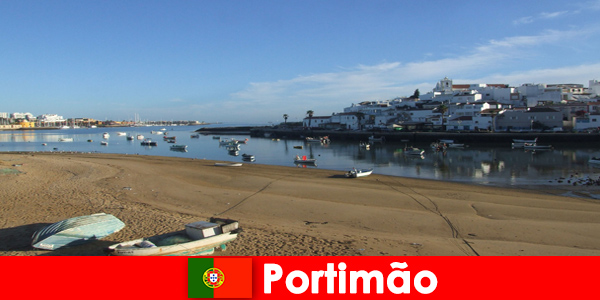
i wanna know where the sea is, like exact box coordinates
[2,124,600,189]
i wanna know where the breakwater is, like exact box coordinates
[197,126,600,146]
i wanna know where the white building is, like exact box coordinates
[11,112,35,120]
[37,114,66,123]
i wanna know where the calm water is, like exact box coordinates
[2,125,600,188]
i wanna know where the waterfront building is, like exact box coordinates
[495,107,563,131]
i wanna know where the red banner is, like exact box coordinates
[1,256,596,299]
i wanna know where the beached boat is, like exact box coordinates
[141,139,158,146]
[294,155,317,165]
[170,144,187,151]
[58,137,73,142]
[345,168,373,178]
[214,162,243,167]
[31,213,125,251]
[104,218,240,256]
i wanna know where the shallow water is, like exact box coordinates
[2,125,600,189]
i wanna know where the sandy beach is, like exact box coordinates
[2,152,600,256]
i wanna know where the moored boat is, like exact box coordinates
[141,138,158,146]
[100,141,108,146]
[294,155,317,165]
[58,137,73,142]
[404,146,425,156]
[170,144,187,151]
[31,213,125,250]
[104,218,240,256]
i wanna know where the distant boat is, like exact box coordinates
[170,144,187,152]
[31,213,125,250]
[214,162,243,167]
[116,132,127,136]
[141,139,158,146]
[136,134,144,140]
[242,154,255,161]
[523,143,552,150]
[100,141,108,146]
[345,168,373,178]
[58,137,73,142]
[294,155,317,165]
[404,146,425,156]
[104,218,240,256]
[126,135,134,141]
[102,132,110,139]
[190,134,200,138]
[87,139,93,142]
[368,135,385,143]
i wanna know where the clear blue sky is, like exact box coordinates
[1,0,599,124]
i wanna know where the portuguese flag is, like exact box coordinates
[188,258,253,298]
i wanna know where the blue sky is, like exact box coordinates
[1,0,599,124]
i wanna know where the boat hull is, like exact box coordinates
[31,213,125,250]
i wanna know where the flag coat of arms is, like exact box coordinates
[188,258,252,298]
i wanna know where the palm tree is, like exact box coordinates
[283,114,288,126]
[436,104,448,131]
[306,110,314,129]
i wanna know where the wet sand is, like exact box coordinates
[1,152,600,256]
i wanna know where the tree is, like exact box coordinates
[355,112,365,130]
[436,104,448,131]
[411,89,420,99]
[283,114,289,125]
[306,110,314,128]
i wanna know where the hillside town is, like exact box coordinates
[302,77,600,133]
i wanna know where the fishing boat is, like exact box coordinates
[104,218,240,256]
[170,144,187,151]
[31,213,125,251]
[345,168,374,178]
[141,139,158,146]
[294,155,317,165]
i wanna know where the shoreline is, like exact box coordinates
[2,152,600,256]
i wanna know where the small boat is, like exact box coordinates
[31,213,125,251]
[87,139,93,142]
[100,141,108,146]
[163,136,176,141]
[214,162,243,167]
[242,154,255,161]
[102,132,110,139]
[212,136,221,139]
[104,218,240,256]
[294,155,317,165]
[513,138,538,143]
[293,145,303,149]
[58,137,73,142]
[126,135,134,141]
[226,144,241,151]
[136,134,144,140]
[589,157,600,164]
[305,136,330,144]
[404,146,425,156]
[368,135,385,143]
[141,139,158,146]
[345,168,373,178]
[523,143,552,150]
[41,143,47,146]
[116,132,127,136]
[170,144,188,151]
[190,134,200,138]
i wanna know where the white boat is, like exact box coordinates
[345,168,373,178]
[404,146,425,156]
[136,134,144,140]
[116,132,127,136]
[58,137,73,142]
[100,141,108,146]
[32,213,125,250]
[294,155,317,165]
[170,144,188,151]
[589,157,600,164]
[104,218,239,256]
[214,162,243,167]
[102,132,110,139]
[242,154,255,161]
[523,143,552,150]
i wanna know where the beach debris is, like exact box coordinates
[303,221,328,225]
[123,187,132,190]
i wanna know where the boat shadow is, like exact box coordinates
[0,223,116,256]
[328,174,349,179]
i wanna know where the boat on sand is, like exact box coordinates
[104,218,240,256]
[345,168,373,178]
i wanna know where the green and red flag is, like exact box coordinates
[188,258,252,298]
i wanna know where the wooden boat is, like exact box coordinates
[170,144,188,151]
[345,168,373,178]
[31,213,125,250]
[214,162,243,167]
[294,155,317,165]
[104,218,240,256]
[141,139,158,146]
